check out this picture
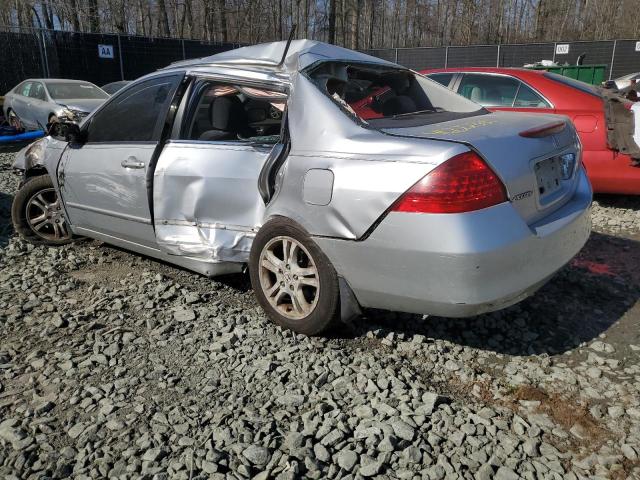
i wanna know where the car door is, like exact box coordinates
[454,73,554,114]
[152,79,288,263]
[28,82,49,128]
[59,73,184,247]
[11,81,35,128]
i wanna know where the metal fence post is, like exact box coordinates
[395,48,398,63]
[40,29,50,78]
[117,34,125,80]
[444,46,448,68]
[496,44,500,67]
[552,42,557,63]
[609,40,617,80]
[182,39,186,60]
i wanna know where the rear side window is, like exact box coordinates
[543,72,601,98]
[458,74,520,106]
[514,83,550,108]
[86,74,183,143]
[428,73,454,88]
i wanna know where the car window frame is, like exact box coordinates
[173,75,289,147]
[82,72,185,145]
[454,72,554,109]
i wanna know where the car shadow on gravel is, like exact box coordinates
[343,232,640,357]
[594,193,640,211]
[0,191,14,248]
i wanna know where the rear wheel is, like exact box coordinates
[12,175,73,246]
[249,217,339,335]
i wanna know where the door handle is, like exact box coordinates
[121,157,145,169]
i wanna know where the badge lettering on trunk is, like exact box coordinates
[512,190,533,201]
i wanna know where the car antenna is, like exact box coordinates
[277,25,297,68]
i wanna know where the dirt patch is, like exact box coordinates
[508,385,611,450]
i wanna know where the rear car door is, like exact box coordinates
[153,79,288,263]
[455,73,555,114]
[59,73,184,246]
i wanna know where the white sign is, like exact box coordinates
[555,44,570,55]
[98,44,114,59]
[636,41,640,52]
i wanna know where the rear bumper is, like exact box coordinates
[315,167,592,317]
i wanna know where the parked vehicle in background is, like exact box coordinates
[613,72,640,90]
[422,67,640,194]
[3,79,108,130]
[11,40,591,335]
[101,80,131,95]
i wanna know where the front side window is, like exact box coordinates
[306,61,483,128]
[86,74,183,143]
[182,81,286,144]
[29,82,46,101]
[458,74,520,107]
[47,82,109,101]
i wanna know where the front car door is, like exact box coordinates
[59,73,184,247]
[153,78,288,263]
[453,73,554,114]
[28,81,49,128]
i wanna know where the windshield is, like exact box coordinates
[46,82,109,100]
[306,61,484,128]
[543,72,601,98]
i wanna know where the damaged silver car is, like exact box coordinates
[11,40,592,335]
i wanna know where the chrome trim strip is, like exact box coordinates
[65,202,152,224]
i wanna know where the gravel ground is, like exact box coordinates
[1,149,639,480]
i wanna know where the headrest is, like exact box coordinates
[210,96,245,131]
[381,95,417,116]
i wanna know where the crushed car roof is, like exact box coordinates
[165,39,398,74]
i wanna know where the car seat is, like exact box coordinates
[199,96,248,141]
[469,86,483,103]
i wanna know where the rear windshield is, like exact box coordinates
[543,72,602,98]
[46,82,109,100]
[306,61,485,128]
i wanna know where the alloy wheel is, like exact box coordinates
[258,235,320,320]
[25,188,71,241]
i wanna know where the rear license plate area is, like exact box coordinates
[534,156,562,198]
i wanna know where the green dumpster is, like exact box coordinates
[526,64,607,85]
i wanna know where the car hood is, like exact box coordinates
[58,98,105,112]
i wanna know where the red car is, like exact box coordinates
[421,67,639,194]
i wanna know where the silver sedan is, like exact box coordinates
[3,78,108,129]
[11,40,592,335]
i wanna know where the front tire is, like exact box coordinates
[12,175,73,246]
[249,217,339,335]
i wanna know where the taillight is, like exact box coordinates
[391,151,507,214]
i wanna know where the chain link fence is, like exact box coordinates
[0,27,239,93]
[365,39,640,80]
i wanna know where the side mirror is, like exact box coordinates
[48,121,85,144]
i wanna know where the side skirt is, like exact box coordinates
[72,226,244,278]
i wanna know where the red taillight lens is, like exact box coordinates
[391,151,507,214]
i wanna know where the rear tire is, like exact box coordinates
[12,175,73,246]
[249,217,339,336]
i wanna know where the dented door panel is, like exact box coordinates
[153,141,275,262]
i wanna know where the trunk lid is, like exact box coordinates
[380,111,581,224]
